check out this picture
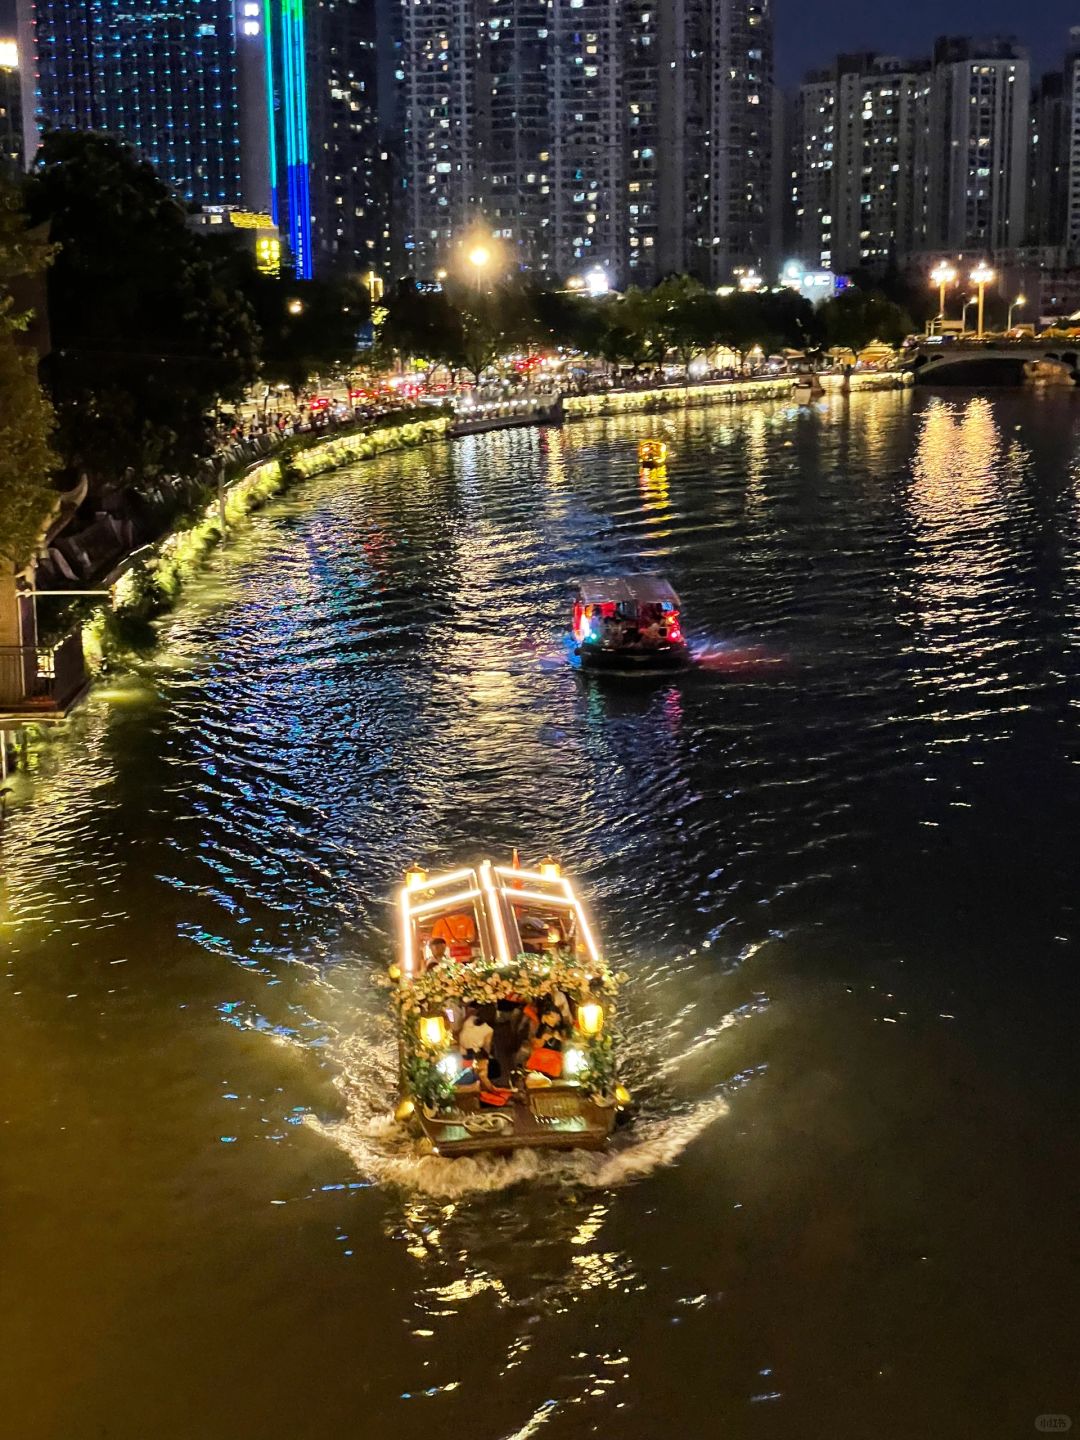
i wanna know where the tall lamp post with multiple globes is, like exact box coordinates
[970,263,995,339]
[930,262,957,333]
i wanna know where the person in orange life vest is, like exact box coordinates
[525,1001,567,1079]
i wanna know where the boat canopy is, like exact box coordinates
[576,574,681,609]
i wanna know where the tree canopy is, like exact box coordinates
[0,179,57,571]
[24,132,259,489]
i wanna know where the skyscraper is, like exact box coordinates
[18,0,254,207]
[924,37,1030,255]
[0,37,21,177]
[307,0,388,278]
[17,0,390,281]
[399,0,779,286]
[1030,69,1069,251]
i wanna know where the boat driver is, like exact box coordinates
[424,935,451,966]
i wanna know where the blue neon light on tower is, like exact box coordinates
[279,0,313,278]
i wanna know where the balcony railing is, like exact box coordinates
[0,632,89,715]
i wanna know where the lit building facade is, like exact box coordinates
[399,0,779,285]
[17,0,394,281]
[0,39,21,177]
[306,0,389,278]
[924,37,1030,254]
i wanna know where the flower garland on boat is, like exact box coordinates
[382,953,622,1016]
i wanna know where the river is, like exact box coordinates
[2,389,1079,1439]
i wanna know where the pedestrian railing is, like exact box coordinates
[0,632,89,714]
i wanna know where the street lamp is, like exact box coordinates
[286,297,303,316]
[961,297,977,335]
[929,262,957,332]
[970,263,995,339]
[1008,294,1027,331]
[468,245,491,293]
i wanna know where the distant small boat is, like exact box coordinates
[638,438,669,467]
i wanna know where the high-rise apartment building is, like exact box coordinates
[793,37,1029,273]
[791,73,836,269]
[0,38,21,177]
[924,37,1029,254]
[307,0,390,278]
[1064,33,1080,255]
[793,55,927,275]
[400,0,779,286]
[1030,70,1069,251]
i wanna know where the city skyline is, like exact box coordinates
[773,0,1076,84]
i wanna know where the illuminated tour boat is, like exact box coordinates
[389,858,629,1156]
[572,574,692,675]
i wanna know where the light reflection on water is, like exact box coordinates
[3,391,1080,1437]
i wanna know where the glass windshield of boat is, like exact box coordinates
[510,904,588,961]
[574,599,682,650]
[411,900,489,968]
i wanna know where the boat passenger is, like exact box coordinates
[458,1003,494,1058]
[491,999,531,1081]
[525,1001,567,1079]
[424,935,451,966]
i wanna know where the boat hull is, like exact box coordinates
[415,1086,617,1156]
[576,642,692,677]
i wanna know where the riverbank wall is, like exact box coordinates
[563,370,910,420]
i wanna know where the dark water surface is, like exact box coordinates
[3,391,1079,1439]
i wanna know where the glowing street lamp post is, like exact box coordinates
[1008,294,1027,331]
[930,262,957,332]
[468,245,491,294]
[970,263,995,339]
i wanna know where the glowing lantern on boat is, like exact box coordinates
[419,1015,448,1049]
[405,864,428,891]
[540,856,562,881]
[614,1085,632,1108]
[577,1002,605,1037]
[387,963,401,983]
[563,1047,586,1077]
[394,1097,415,1122]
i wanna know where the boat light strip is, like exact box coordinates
[407,887,482,918]
[479,861,513,965]
[493,866,564,888]
[561,877,601,964]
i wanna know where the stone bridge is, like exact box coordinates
[905,340,1080,385]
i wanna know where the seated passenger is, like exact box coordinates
[525,1000,567,1079]
[458,1002,494,1059]
[491,999,531,1082]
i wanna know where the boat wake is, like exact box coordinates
[309,1031,729,1199]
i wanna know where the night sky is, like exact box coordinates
[774,0,1079,84]
[0,0,1075,92]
